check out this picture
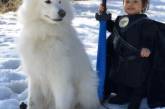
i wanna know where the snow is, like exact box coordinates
[0,0,165,109]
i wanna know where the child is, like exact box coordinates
[99,0,157,109]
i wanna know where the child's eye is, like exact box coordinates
[45,0,51,4]
[126,0,130,3]
[125,0,139,4]
[133,0,138,3]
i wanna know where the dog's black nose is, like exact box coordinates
[58,9,66,18]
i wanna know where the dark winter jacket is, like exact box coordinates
[147,20,165,108]
[104,14,165,108]
[106,14,157,88]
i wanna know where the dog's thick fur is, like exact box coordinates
[17,0,100,109]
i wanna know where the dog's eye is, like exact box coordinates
[45,0,51,4]
[59,0,61,4]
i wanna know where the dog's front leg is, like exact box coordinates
[52,79,75,109]
[28,79,45,109]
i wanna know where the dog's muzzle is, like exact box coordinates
[44,9,66,22]
[52,9,66,21]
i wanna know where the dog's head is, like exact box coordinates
[18,0,73,24]
[39,0,74,24]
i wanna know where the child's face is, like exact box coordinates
[124,0,144,15]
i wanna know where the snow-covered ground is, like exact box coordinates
[0,0,165,109]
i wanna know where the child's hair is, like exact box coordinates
[141,0,150,13]
[123,0,150,13]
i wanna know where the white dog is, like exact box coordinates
[17,0,100,109]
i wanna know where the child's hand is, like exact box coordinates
[140,48,151,58]
[99,3,106,13]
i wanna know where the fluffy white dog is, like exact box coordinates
[17,0,100,109]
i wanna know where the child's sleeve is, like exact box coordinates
[106,20,115,32]
[141,20,157,52]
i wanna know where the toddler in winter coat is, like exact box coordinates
[99,0,157,109]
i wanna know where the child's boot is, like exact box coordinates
[128,99,141,109]
[108,85,130,104]
[108,94,129,104]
